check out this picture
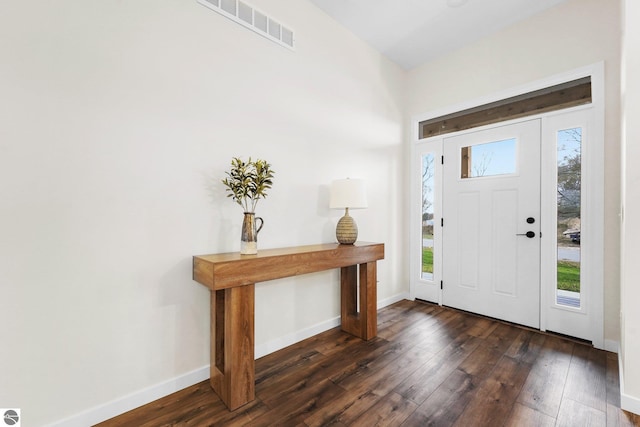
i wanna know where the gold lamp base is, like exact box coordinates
[336,208,358,245]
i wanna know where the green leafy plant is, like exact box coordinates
[221,157,275,213]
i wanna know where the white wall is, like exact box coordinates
[620,0,640,411]
[0,1,406,425]
[405,0,621,345]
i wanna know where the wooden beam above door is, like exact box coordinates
[419,77,592,139]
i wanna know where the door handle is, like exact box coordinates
[516,231,536,238]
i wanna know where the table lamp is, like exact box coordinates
[329,178,368,244]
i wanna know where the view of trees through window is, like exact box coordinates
[462,138,516,179]
[422,154,434,280]
[556,128,582,307]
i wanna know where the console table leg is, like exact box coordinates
[340,263,377,340]
[210,284,255,410]
[340,265,358,337]
[359,261,377,340]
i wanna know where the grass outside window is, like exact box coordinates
[422,247,433,274]
[421,247,580,293]
[557,260,580,292]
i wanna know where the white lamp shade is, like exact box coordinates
[329,179,368,209]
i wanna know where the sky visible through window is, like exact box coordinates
[467,138,517,177]
[557,129,581,166]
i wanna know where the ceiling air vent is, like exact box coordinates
[198,0,295,50]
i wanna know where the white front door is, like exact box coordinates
[442,120,541,328]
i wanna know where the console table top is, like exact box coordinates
[193,242,384,290]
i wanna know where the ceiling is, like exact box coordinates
[308,0,569,70]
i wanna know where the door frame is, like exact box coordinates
[410,63,605,349]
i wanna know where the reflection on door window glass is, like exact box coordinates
[461,138,517,179]
[422,154,434,281]
[556,128,582,308]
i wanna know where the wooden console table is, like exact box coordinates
[192,242,384,410]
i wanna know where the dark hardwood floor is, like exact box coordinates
[97,300,640,426]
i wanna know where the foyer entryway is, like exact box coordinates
[412,100,603,346]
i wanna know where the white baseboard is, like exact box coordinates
[255,316,342,358]
[618,351,640,416]
[604,339,619,353]
[378,292,410,309]
[48,365,210,427]
[48,293,410,427]
[621,391,640,416]
[255,292,410,358]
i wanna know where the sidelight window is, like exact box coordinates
[556,127,582,308]
[422,153,435,280]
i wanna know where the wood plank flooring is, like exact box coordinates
[97,300,640,426]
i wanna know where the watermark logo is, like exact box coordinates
[1,409,20,426]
